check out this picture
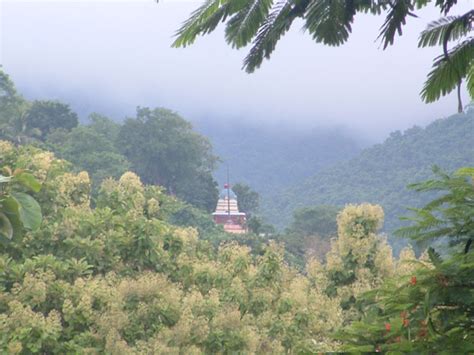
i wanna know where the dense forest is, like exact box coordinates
[1,67,473,352]
[1,0,474,351]
[266,111,474,242]
[0,71,221,214]
[2,141,472,353]
[197,121,363,198]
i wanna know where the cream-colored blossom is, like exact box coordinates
[0,140,14,155]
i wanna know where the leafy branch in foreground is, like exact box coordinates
[173,1,473,111]
[339,166,474,353]
[396,166,474,253]
[419,10,474,112]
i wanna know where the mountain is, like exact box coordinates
[196,120,364,201]
[266,109,474,248]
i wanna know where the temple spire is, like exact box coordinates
[212,169,247,234]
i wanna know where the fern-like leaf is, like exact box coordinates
[467,60,474,99]
[378,0,416,49]
[304,0,356,46]
[173,0,233,48]
[418,12,473,49]
[225,0,275,49]
[243,0,307,73]
[421,38,474,103]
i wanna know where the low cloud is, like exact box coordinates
[1,1,469,140]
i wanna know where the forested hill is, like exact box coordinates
[196,121,364,196]
[266,109,474,237]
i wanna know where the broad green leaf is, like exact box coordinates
[14,172,41,192]
[2,196,22,234]
[0,212,13,239]
[11,192,42,230]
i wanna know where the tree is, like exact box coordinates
[173,1,473,112]
[25,100,79,140]
[232,182,260,216]
[281,205,340,264]
[340,167,474,353]
[117,107,219,211]
[46,121,130,190]
[0,71,39,144]
[287,205,339,237]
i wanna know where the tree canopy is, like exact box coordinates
[25,100,78,140]
[117,107,219,211]
[232,182,260,216]
[340,166,474,353]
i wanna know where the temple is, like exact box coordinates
[212,184,247,234]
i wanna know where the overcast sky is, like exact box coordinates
[1,0,472,140]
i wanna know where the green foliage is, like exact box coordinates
[46,115,130,190]
[25,100,79,140]
[201,121,361,222]
[1,73,220,212]
[117,107,219,212]
[287,205,338,237]
[232,182,259,216]
[270,111,474,253]
[396,166,474,251]
[175,1,473,108]
[418,10,473,111]
[0,147,42,240]
[275,205,339,267]
[340,167,474,353]
[1,144,404,353]
[0,71,38,145]
[0,72,79,144]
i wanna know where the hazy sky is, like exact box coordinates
[1,0,472,140]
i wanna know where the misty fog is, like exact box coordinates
[1,0,470,141]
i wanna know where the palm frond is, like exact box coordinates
[421,38,474,103]
[354,0,387,15]
[418,11,473,49]
[225,0,274,49]
[437,0,459,15]
[243,0,307,73]
[304,0,356,46]
[467,59,474,99]
[173,0,235,48]
[378,0,416,49]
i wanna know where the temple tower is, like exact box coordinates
[212,183,247,234]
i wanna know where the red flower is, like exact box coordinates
[403,318,410,327]
[385,323,391,332]
[410,276,417,285]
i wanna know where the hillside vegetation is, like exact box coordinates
[267,109,474,247]
[0,71,219,212]
[0,142,396,353]
[2,142,471,353]
[197,121,362,197]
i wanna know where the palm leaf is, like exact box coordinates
[225,0,274,49]
[173,0,234,48]
[304,0,356,46]
[243,0,307,73]
[467,60,474,99]
[418,12,473,49]
[421,38,474,103]
[378,0,416,49]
